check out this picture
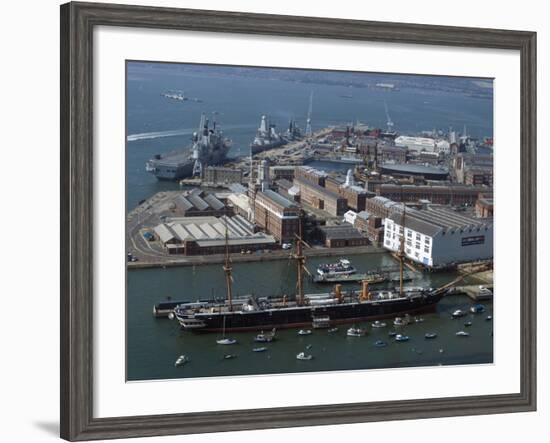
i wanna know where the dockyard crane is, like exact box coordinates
[305,91,313,138]
[384,100,394,133]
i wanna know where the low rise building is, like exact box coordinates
[172,189,227,217]
[365,196,403,218]
[325,176,368,211]
[452,153,493,183]
[319,224,369,248]
[294,177,347,216]
[395,135,436,153]
[254,189,302,242]
[376,184,489,206]
[153,215,277,255]
[475,193,494,218]
[269,165,296,181]
[227,193,251,218]
[379,163,449,181]
[203,166,243,185]
[464,166,493,186]
[377,145,407,164]
[343,210,357,225]
[295,165,327,187]
[383,206,493,267]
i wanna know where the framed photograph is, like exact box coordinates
[60,1,536,440]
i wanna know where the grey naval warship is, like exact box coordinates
[250,115,287,155]
[146,113,231,180]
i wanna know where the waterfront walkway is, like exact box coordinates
[128,245,386,269]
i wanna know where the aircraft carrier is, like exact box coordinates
[145,113,231,180]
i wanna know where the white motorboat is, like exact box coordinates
[452,309,466,318]
[456,331,470,337]
[395,334,409,342]
[347,327,365,337]
[393,317,406,326]
[372,320,387,328]
[174,354,190,367]
[252,347,267,352]
[254,328,276,343]
[298,329,312,336]
[296,352,313,361]
[216,338,237,345]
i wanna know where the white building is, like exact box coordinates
[435,139,451,154]
[383,206,493,267]
[344,210,357,225]
[395,136,436,153]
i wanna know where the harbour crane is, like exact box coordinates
[305,91,313,138]
[384,100,394,133]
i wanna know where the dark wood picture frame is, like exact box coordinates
[60,2,537,441]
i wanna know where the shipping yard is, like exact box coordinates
[126,61,494,380]
[129,109,494,275]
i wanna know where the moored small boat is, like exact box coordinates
[424,332,437,339]
[252,347,267,352]
[395,334,409,342]
[372,320,387,328]
[216,338,237,345]
[393,317,406,326]
[347,327,366,337]
[174,354,190,367]
[374,340,387,348]
[470,304,485,313]
[452,309,466,318]
[254,328,276,343]
[296,352,313,361]
[298,329,312,336]
[456,331,470,337]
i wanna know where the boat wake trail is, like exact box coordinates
[127,124,255,142]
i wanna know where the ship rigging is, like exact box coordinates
[173,205,455,333]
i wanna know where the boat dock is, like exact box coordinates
[445,285,493,301]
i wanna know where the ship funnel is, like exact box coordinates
[334,284,343,301]
[361,280,370,301]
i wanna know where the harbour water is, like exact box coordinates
[126,62,493,209]
[127,253,493,381]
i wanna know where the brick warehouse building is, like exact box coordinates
[294,177,347,216]
[325,176,368,212]
[254,189,302,242]
[376,184,490,206]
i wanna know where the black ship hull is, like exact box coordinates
[178,291,443,332]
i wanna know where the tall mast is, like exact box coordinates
[295,212,305,306]
[398,203,406,296]
[223,212,233,311]
[248,146,257,223]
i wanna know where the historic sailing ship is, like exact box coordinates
[174,205,446,332]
